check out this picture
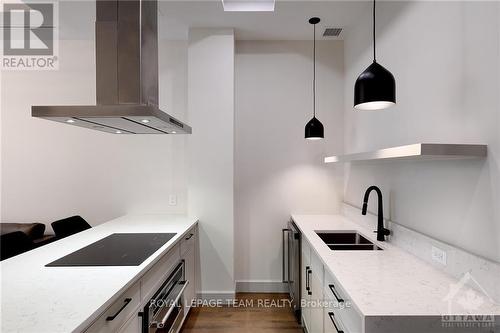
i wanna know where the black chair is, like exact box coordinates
[1,231,35,261]
[51,216,91,239]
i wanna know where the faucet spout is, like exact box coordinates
[362,186,390,241]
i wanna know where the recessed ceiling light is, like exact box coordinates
[141,119,150,123]
[66,119,75,123]
[222,0,275,12]
[116,130,122,134]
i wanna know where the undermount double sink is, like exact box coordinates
[316,231,383,251]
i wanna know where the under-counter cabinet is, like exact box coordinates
[323,269,363,333]
[84,224,198,333]
[301,238,324,333]
[301,236,362,333]
[85,281,142,333]
[181,226,197,313]
[301,237,311,330]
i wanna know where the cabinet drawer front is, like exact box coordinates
[180,226,196,256]
[85,282,140,333]
[324,271,363,333]
[324,308,348,333]
[182,246,196,312]
[301,238,311,262]
[118,312,141,333]
[141,244,180,301]
[310,250,324,284]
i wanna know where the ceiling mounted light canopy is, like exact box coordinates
[222,0,275,12]
[305,17,324,140]
[354,0,396,111]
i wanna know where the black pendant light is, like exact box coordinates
[354,0,396,110]
[305,17,324,140]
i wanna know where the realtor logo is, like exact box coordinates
[1,1,58,70]
[441,272,496,329]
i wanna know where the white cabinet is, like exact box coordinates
[301,232,365,333]
[309,252,324,333]
[301,238,324,333]
[323,270,363,333]
[141,243,180,301]
[181,225,197,314]
[85,281,141,333]
[301,238,311,331]
[118,313,142,333]
[324,308,346,333]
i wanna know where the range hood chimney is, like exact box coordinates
[32,0,191,135]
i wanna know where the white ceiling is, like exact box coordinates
[158,1,370,40]
[58,1,370,41]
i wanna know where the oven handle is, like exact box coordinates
[158,280,190,326]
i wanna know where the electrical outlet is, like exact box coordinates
[431,246,447,265]
[169,195,177,206]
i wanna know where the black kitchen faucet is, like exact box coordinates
[362,186,391,241]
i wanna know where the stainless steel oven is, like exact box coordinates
[282,220,301,322]
[142,261,189,333]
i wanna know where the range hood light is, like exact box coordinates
[115,131,122,134]
[66,119,75,123]
[171,131,176,134]
[141,119,150,123]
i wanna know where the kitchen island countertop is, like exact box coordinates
[1,214,198,333]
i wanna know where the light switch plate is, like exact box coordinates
[431,246,447,265]
[169,195,177,206]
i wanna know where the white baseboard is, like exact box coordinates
[235,280,289,293]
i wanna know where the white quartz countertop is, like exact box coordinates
[291,214,500,317]
[0,214,198,333]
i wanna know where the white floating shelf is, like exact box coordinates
[324,143,487,163]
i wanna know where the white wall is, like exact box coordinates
[234,41,344,287]
[1,31,189,229]
[187,29,235,296]
[342,1,500,262]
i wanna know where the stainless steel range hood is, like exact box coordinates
[32,0,191,135]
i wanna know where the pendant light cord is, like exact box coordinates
[313,23,316,117]
[373,0,376,62]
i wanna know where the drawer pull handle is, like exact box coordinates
[328,312,344,333]
[185,233,194,240]
[106,298,132,321]
[305,266,310,291]
[307,269,312,296]
[329,284,344,303]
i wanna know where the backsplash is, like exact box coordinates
[342,202,500,304]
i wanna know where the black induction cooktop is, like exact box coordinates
[45,233,176,267]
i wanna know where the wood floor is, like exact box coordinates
[181,293,303,333]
